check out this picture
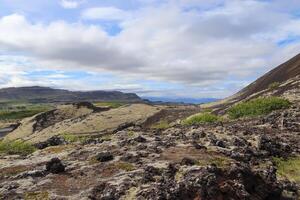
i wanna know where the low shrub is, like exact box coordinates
[182,112,220,125]
[0,140,36,156]
[228,97,291,119]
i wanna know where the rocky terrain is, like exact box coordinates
[0,55,300,200]
[0,102,299,199]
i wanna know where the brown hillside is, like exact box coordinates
[237,53,300,99]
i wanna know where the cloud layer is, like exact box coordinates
[0,0,300,97]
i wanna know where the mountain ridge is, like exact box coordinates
[0,86,142,103]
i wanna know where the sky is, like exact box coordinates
[0,0,300,99]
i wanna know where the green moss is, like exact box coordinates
[93,102,125,109]
[273,157,300,184]
[127,131,136,138]
[115,162,135,171]
[101,134,113,141]
[0,141,36,156]
[25,191,49,200]
[268,82,280,90]
[151,120,170,129]
[228,97,291,119]
[62,133,89,143]
[182,112,221,125]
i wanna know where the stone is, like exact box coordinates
[96,152,114,162]
[45,158,65,174]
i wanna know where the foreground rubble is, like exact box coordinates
[0,105,299,200]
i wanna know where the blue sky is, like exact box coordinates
[0,0,300,98]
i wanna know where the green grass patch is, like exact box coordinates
[182,112,221,125]
[228,97,291,119]
[0,140,36,156]
[268,82,280,90]
[0,103,52,120]
[151,120,170,129]
[93,102,125,109]
[273,157,300,184]
[62,133,89,143]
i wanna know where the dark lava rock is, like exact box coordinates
[134,136,147,143]
[137,162,287,200]
[120,153,140,163]
[215,140,226,148]
[181,157,197,166]
[233,137,248,147]
[191,141,207,150]
[89,182,119,200]
[34,135,67,149]
[45,158,65,174]
[258,135,291,157]
[142,166,161,183]
[96,152,114,162]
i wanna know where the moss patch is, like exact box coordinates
[151,120,171,129]
[62,133,89,143]
[24,191,49,200]
[273,157,300,184]
[0,140,36,156]
[115,162,135,171]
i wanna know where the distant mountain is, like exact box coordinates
[145,97,219,104]
[0,86,142,103]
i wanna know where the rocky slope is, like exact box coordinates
[0,86,142,103]
[203,54,300,111]
[4,103,164,143]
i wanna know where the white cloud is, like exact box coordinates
[0,0,300,97]
[60,0,83,9]
[81,7,130,21]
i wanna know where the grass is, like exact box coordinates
[62,133,89,143]
[228,97,291,119]
[182,112,221,125]
[0,102,52,120]
[0,140,36,156]
[151,120,170,129]
[268,82,280,90]
[93,102,125,109]
[273,157,300,184]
